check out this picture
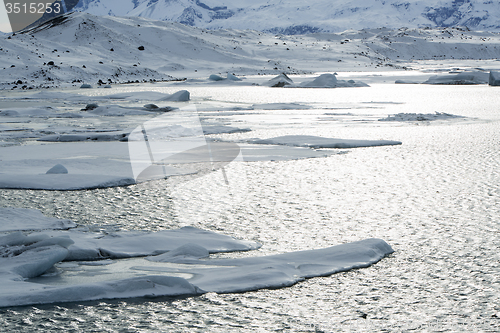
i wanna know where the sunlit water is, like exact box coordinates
[1,81,500,332]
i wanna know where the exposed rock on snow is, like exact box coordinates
[423,71,489,85]
[82,103,99,111]
[489,71,500,86]
[46,164,69,174]
[299,74,369,88]
[252,135,401,149]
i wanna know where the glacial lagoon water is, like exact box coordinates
[1,79,500,332]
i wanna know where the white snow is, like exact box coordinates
[72,0,500,34]
[252,135,402,149]
[2,12,500,90]
[0,208,393,307]
[41,226,261,261]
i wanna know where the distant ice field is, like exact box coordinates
[1,74,500,331]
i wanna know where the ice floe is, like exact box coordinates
[422,71,489,85]
[0,207,76,232]
[0,208,393,307]
[0,142,138,190]
[252,135,402,149]
[252,103,310,110]
[98,90,190,102]
[378,112,467,122]
[38,132,130,142]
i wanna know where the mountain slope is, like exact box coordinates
[72,0,500,33]
[1,12,500,90]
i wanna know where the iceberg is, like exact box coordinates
[489,71,500,86]
[264,73,294,87]
[423,71,489,85]
[299,74,369,88]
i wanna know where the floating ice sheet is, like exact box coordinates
[0,207,76,232]
[378,112,467,122]
[251,135,402,149]
[0,216,393,307]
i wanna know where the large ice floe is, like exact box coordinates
[0,208,393,307]
[422,71,489,85]
[251,135,402,149]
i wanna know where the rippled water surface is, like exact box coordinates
[1,81,500,332]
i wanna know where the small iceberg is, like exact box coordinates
[299,73,369,88]
[46,164,68,174]
[209,74,225,81]
[423,71,489,85]
[489,71,500,86]
[227,73,242,81]
[264,73,294,87]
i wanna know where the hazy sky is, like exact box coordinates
[0,1,13,33]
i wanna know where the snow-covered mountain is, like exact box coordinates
[2,12,500,90]
[72,0,500,33]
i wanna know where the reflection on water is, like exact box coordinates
[1,83,500,332]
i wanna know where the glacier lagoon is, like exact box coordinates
[1,73,500,331]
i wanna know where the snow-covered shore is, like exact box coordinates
[1,12,500,90]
